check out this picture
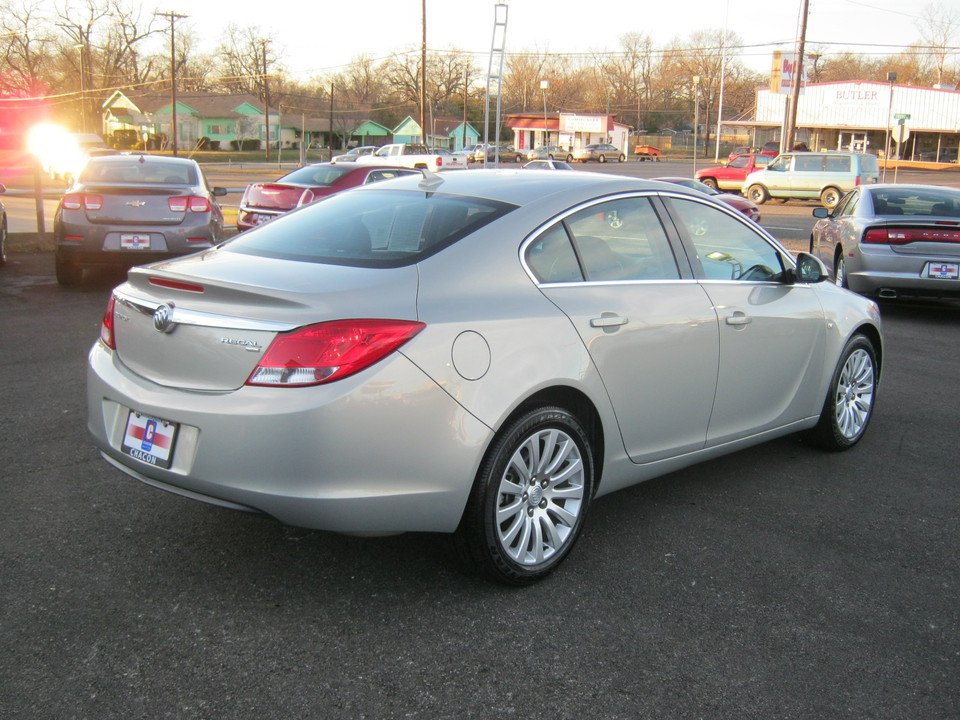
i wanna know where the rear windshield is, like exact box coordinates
[223,189,516,267]
[80,159,198,185]
[278,165,352,186]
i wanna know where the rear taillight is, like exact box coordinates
[169,196,210,213]
[864,227,960,245]
[247,319,426,387]
[62,193,102,211]
[436,157,443,168]
[100,294,117,349]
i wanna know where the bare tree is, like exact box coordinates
[916,2,959,85]
[0,1,56,96]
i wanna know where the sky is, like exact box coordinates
[174,0,941,82]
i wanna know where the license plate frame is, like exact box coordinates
[925,261,959,280]
[121,410,178,469]
[120,233,151,250]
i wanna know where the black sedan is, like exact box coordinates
[53,154,227,286]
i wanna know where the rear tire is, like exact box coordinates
[55,250,83,286]
[0,217,7,267]
[802,334,877,450]
[747,184,769,204]
[834,254,849,289]
[451,406,594,585]
[820,186,842,209]
[566,154,574,163]
[599,154,607,163]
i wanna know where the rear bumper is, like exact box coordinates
[847,247,960,298]
[87,341,492,534]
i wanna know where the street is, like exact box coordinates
[1,227,959,716]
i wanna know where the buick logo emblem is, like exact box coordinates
[126,200,146,207]
[153,303,175,333]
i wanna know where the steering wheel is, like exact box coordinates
[739,264,776,281]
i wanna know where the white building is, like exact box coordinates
[742,81,960,162]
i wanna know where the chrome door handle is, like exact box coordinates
[590,314,628,328]
[725,312,752,326]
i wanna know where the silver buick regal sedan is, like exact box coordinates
[88,169,883,584]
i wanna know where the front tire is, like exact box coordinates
[0,217,7,267]
[617,154,625,162]
[452,406,594,585]
[701,177,719,191]
[802,334,878,450]
[747,184,769,204]
[566,154,574,163]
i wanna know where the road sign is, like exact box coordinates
[893,113,911,121]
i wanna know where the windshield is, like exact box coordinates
[224,189,516,267]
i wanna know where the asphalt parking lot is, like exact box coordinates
[2,181,959,718]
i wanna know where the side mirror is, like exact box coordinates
[812,207,830,219]
[790,252,828,284]
[212,186,228,197]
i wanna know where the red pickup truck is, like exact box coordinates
[695,153,773,192]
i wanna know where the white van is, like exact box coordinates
[742,152,880,209]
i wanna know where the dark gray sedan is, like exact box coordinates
[811,184,960,299]
[54,154,227,286]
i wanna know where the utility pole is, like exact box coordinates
[420,0,427,146]
[782,0,810,154]
[259,39,271,161]
[157,11,187,156]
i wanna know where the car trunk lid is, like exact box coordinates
[111,251,420,391]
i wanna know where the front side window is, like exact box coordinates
[768,156,792,172]
[668,197,785,282]
[224,189,514,267]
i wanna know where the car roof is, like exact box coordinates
[85,153,198,167]
[352,168,700,206]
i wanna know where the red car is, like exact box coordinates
[694,153,773,193]
[237,163,419,231]
[654,177,761,223]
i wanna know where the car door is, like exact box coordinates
[662,195,828,445]
[763,154,793,195]
[525,194,720,464]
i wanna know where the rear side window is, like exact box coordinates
[795,155,824,172]
[224,189,514,267]
[526,196,680,283]
[825,155,851,172]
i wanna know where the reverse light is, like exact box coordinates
[247,319,426,387]
[100,294,117,349]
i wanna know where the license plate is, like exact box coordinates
[122,411,178,469]
[925,262,959,280]
[120,234,151,250]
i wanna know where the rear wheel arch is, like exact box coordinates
[493,386,605,489]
